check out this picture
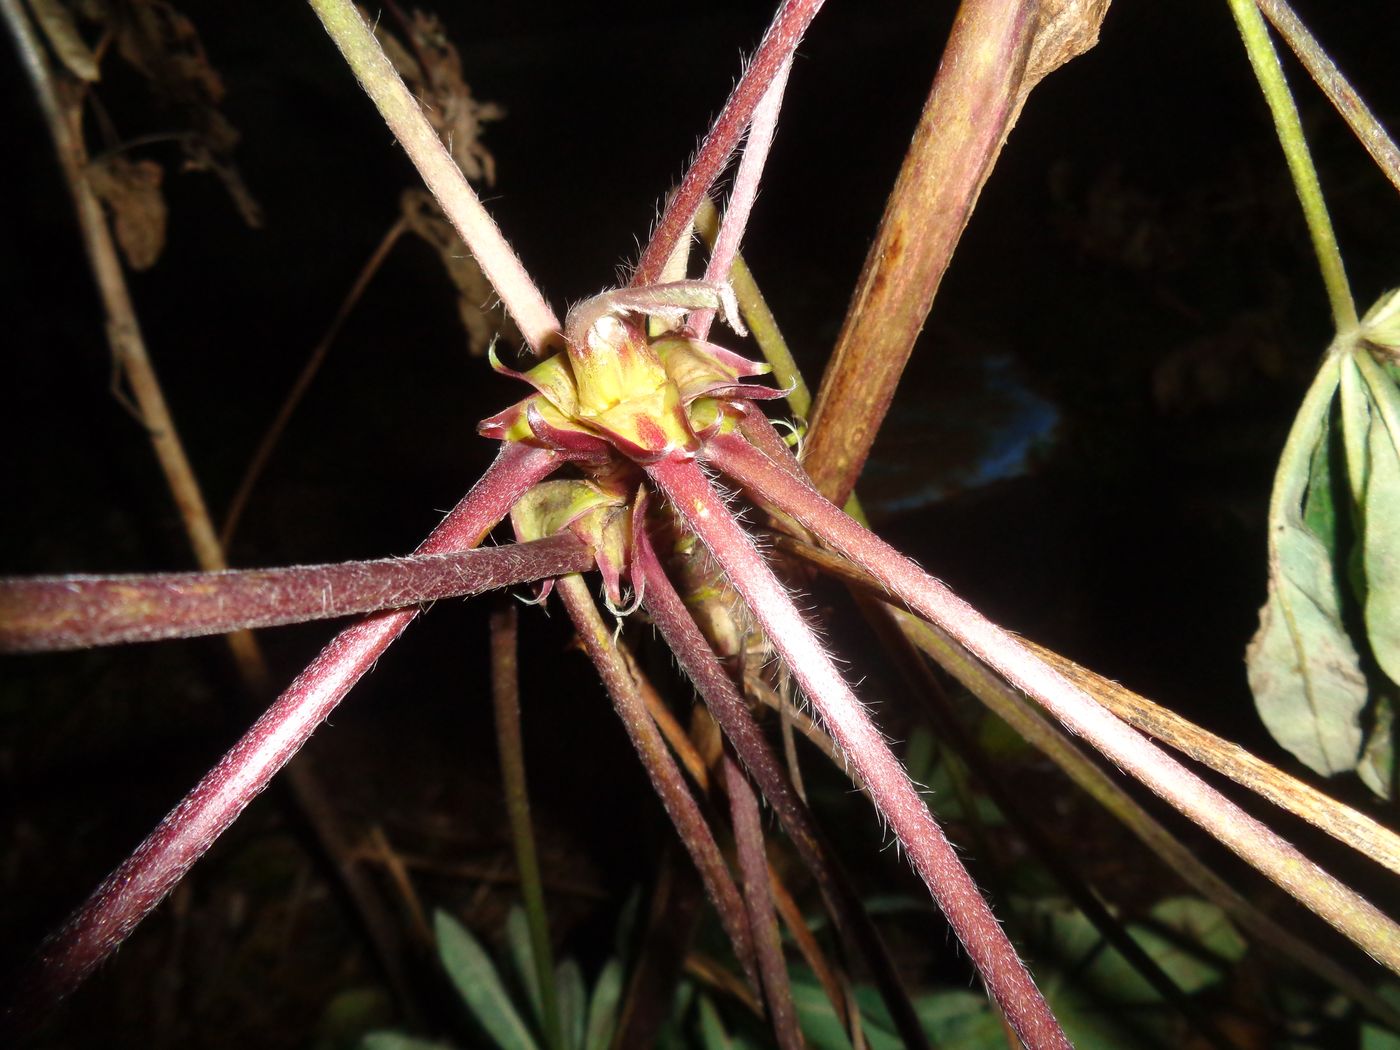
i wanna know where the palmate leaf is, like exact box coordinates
[1248,370,1369,776]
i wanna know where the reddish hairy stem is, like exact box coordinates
[723,755,802,1050]
[7,442,563,1027]
[692,56,793,340]
[552,574,762,999]
[634,527,928,1050]
[0,534,593,653]
[632,0,825,286]
[707,429,1400,974]
[645,455,1069,1050]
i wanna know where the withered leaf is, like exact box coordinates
[30,0,100,82]
[369,7,504,185]
[87,154,167,271]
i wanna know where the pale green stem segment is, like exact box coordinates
[490,604,563,1050]
[1227,0,1356,332]
[307,0,560,352]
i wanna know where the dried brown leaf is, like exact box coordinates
[87,153,167,270]
[370,7,504,185]
[29,0,100,81]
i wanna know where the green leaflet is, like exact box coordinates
[582,958,623,1050]
[1247,355,1368,776]
[1355,353,1400,688]
[555,958,586,1050]
[434,910,542,1050]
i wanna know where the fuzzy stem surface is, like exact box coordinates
[632,0,825,286]
[552,574,762,998]
[707,429,1400,975]
[634,527,928,1049]
[646,456,1069,1050]
[8,442,563,1025]
[0,534,593,652]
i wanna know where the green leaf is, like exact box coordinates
[583,958,623,1050]
[790,973,854,1050]
[911,991,1005,1048]
[1248,371,1368,776]
[360,1035,457,1050]
[434,910,541,1050]
[1357,353,1400,685]
[1361,983,1400,1049]
[696,995,733,1050]
[505,905,545,1030]
[555,958,586,1050]
[1112,898,1244,998]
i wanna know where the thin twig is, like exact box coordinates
[222,216,412,548]
[1256,0,1400,198]
[490,601,563,1050]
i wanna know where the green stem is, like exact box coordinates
[307,0,559,352]
[490,603,562,1050]
[1227,0,1356,332]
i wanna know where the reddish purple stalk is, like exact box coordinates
[706,428,1400,973]
[7,442,563,1028]
[645,454,1069,1050]
[724,754,802,1050]
[551,573,763,999]
[631,0,825,287]
[0,534,593,652]
[633,521,929,1049]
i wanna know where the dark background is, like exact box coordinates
[4,1,1400,1046]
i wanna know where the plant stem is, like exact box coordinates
[723,755,803,1050]
[776,526,1400,1028]
[646,456,1070,1050]
[1255,0,1400,199]
[3,0,434,1019]
[691,56,793,341]
[1227,0,1356,332]
[1023,636,1400,879]
[0,534,594,652]
[552,574,763,998]
[708,430,1400,975]
[222,216,411,548]
[6,441,563,1027]
[490,603,563,1050]
[634,525,928,1050]
[308,0,559,352]
[632,0,826,286]
[803,0,1108,507]
[694,198,813,420]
